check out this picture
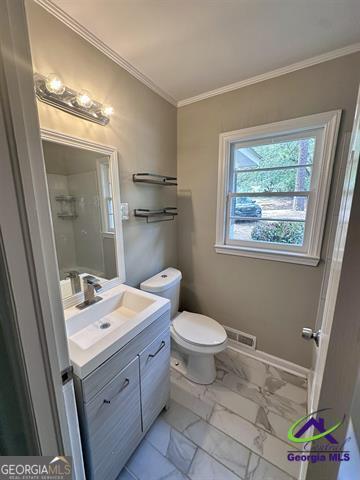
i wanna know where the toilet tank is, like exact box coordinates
[140,268,182,319]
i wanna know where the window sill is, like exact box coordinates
[214,244,320,266]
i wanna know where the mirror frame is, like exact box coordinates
[41,128,126,309]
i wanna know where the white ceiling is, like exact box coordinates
[52,0,360,103]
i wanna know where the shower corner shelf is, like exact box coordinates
[133,173,177,186]
[57,213,78,219]
[134,208,178,223]
[55,195,76,201]
[55,194,77,219]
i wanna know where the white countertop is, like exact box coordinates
[64,283,170,378]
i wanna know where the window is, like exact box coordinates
[98,160,115,234]
[215,111,341,265]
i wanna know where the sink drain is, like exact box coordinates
[99,321,111,330]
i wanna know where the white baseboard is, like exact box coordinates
[226,340,310,379]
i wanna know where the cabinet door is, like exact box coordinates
[84,357,142,480]
[139,329,170,432]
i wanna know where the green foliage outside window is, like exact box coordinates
[236,138,315,193]
[251,221,304,245]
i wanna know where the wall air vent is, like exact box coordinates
[224,326,256,350]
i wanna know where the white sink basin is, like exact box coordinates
[64,284,170,378]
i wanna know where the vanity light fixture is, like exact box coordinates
[76,89,93,109]
[34,73,113,126]
[45,73,65,95]
[101,105,114,117]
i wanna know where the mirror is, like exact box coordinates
[42,136,123,301]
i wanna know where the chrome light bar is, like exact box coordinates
[34,73,112,126]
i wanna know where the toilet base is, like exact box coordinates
[186,352,217,385]
[171,343,219,385]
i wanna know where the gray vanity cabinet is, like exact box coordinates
[140,329,170,432]
[74,311,170,480]
[84,357,142,480]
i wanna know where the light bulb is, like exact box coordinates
[76,90,93,109]
[101,105,114,117]
[45,73,65,95]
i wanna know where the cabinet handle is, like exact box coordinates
[148,340,166,359]
[103,378,130,404]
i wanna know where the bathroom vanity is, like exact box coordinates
[65,284,171,480]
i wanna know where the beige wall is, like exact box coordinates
[26,1,360,368]
[26,1,177,287]
[177,53,360,367]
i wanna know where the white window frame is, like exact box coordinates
[97,159,115,237]
[215,111,341,266]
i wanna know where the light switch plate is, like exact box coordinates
[120,203,129,221]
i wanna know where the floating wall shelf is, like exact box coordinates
[134,208,178,223]
[133,173,177,186]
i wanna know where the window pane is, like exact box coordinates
[235,166,312,193]
[232,137,316,171]
[230,196,308,222]
[107,198,113,215]
[108,213,115,230]
[229,219,305,246]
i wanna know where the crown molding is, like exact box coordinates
[177,42,360,107]
[32,1,360,110]
[33,0,177,106]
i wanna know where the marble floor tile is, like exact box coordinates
[126,439,187,480]
[216,349,267,387]
[216,348,307,391]
[167,429,197,474]
[264,390,306,421]
[183,414,250,478]
[145,417,197,474]
[171,367,260,427]
[217,368,306,421]
[204,380,258,423]
[170,370,214,420]
[171,362,302,446]
[163,398,251,478]
[263,378,307,405]
[162,399,201,433]
[216,348,308,407]
[145,417,172,455]
[188,449,240,480]
[255,406,299,446]
[266,364,308,390]
[245,453,295,480]
[209,404,300,478]
[116,467,137,480]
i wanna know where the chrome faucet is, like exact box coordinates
[76,275,102,309]
[65,270,81,294]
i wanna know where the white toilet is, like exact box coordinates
[140,267,227,384]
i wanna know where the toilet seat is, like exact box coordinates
[172,311,227,347]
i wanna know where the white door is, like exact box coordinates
[1,1,84,478]
[300,86,360,479]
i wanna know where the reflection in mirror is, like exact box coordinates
[42,140,117,300]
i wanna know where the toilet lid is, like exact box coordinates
[173,311,227,346]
